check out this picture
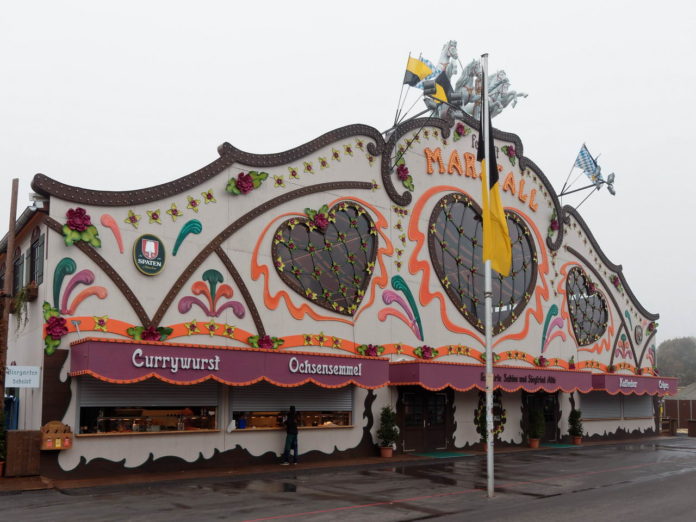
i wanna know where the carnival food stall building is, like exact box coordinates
[0,108,676,477]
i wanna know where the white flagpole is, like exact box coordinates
[481,52,495,499]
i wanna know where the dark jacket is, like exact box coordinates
[285,409,298,435]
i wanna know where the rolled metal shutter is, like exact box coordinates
[579,391,622,419]
[622,395,653,418]
[78,376,219,407]
[230,382,352,412]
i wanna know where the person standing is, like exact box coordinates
[280,405,299,465]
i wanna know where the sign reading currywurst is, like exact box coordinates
[132,348,220,374]
[69,339,389,388]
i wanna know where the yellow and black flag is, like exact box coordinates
[403,57,433,86]
[477,108,512,276]
[429,71,453,103]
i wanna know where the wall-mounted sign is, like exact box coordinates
[5,365,41,388]
[133,234,166,276]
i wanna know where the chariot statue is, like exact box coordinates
[421,41,527,119]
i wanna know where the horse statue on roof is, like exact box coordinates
[454,58,481,109]
[437,40,459,79]
[488,70,528,118]
[414,41,527,119]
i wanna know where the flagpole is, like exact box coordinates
[481,52,495,499]
[394,53,411,126]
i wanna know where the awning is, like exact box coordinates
[389,361,594,393]
[591,374,678,396]
[69,338,389,389]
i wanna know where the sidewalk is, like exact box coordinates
[0,434,678,494]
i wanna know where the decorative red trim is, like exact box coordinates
[69,336,387,361]
[69,369,387,390]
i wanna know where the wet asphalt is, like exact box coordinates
[2,437,696,521]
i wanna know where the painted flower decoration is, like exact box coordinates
[124,210,141,229]
[534,355,549,367]
[356,344,385,357]
[226,171,269,195]
[414,345,438,359]
[304,205,330,233]
[141,325,162,341]
[43,302,66,355]
[46,316,68,339]
[147,209,162,224]
[235,173,254,194]
[201,189,216,204]
[93,316,108,332]
[248,334,284,350]
[610,275,623,291]
[394,158,414,191]
[222,324,236,338]
[453,122,470,141]
[647,321,658,333]
[66,207,92,231]
[167,203,183,221]
[62,207,101,247]
[501,145,517,166]
[187,196,201,213]
[126,324,173,341]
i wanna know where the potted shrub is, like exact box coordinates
[568,409,583,445]
[527,409,545,449]
[376,406,398,457]
[24,281,39,302]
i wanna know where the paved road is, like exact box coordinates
[2,437,696,521]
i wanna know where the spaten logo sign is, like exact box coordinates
[133,234,165,275]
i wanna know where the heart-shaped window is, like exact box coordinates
[566,266,608,345]
[272,202,377,316]
[428,192,537,334]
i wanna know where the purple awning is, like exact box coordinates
[69,338,389,389]
[592,374,678,396]
[389,361,594,393]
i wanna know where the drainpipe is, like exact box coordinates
[0,178,19,393]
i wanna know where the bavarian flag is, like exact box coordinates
[477,109,512,276]
[403,57,432,86]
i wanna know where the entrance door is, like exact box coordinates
[524,391,559,442]
[397,387,451,452]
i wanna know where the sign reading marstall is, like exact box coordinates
[69,338,388,389]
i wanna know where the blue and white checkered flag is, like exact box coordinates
[574,144,598,175]
[415,59,442,89]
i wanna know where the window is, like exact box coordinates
[77,377,219,435]
[272,202,377,316]
[29,229,44,285]
[566,267,608,345]
[580,391,621,419]
[230,382,353,429]
[12,248,23,295]
[622,395,653,418]
[428,192,537,334]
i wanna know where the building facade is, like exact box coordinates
[1,112,676,478]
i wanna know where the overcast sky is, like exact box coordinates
[2,1,695,344]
